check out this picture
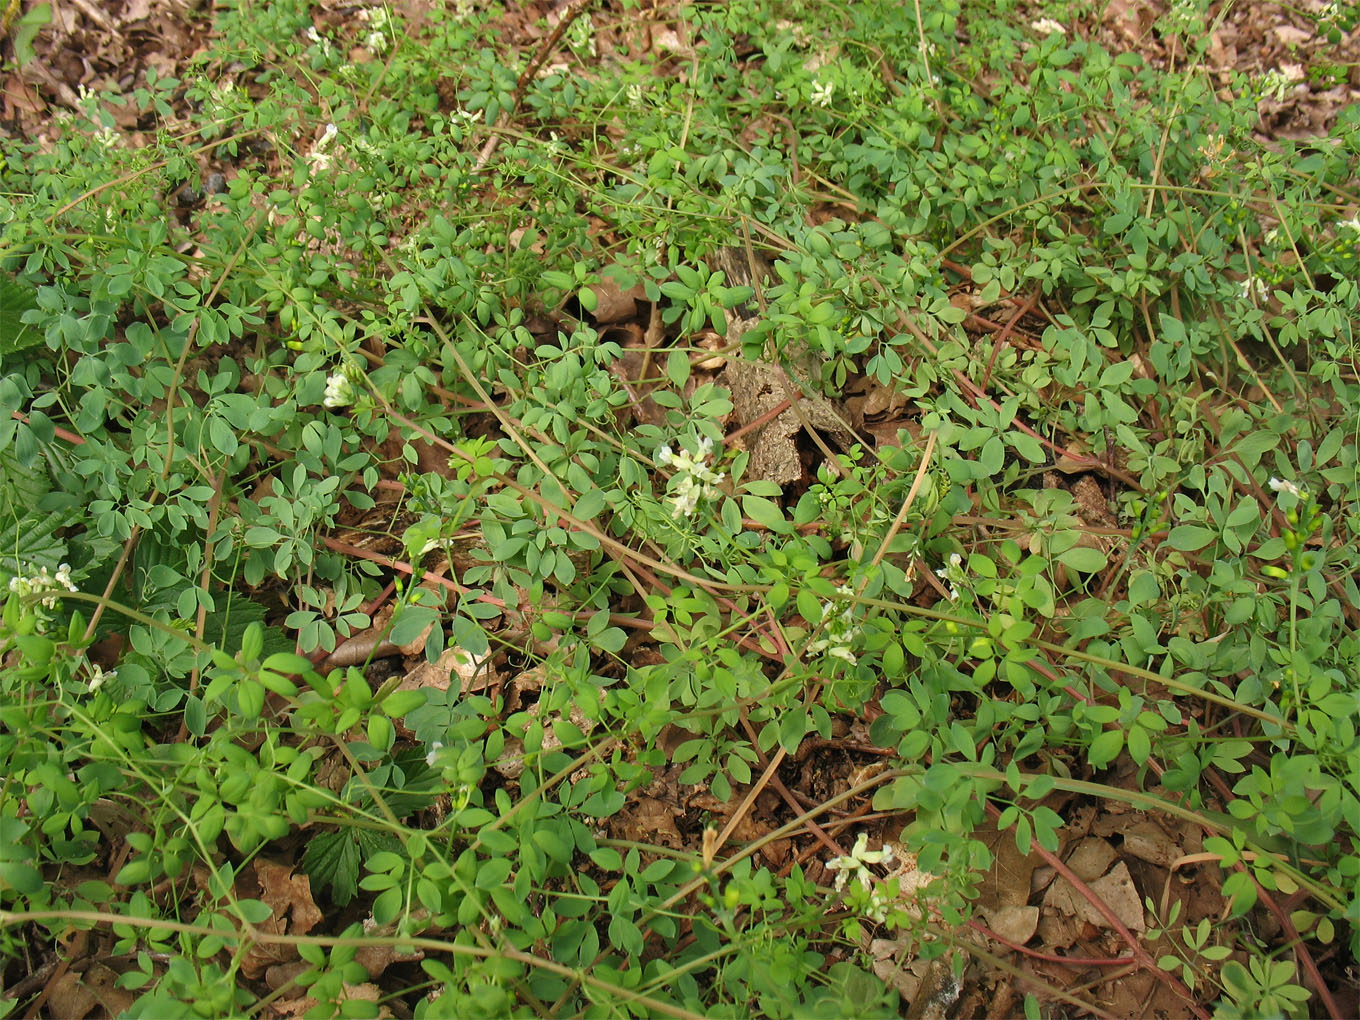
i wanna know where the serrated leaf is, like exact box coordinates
[0,512,70,587]
[0,445,51,523]
[301,829,361,906]
[0,274,42,354]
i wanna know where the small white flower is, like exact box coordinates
[825,833,895,891]
[1257,69,1296,103]
[323,372,354,409]
[307,123,340,173]
[426,741,444,767]
[1339,216,1360,233]
[935,552,966,599]
[810,79,834,108]
[1030,17,1066,34]
[865,883,896,923]
[1239,274,1268,301]
[808,585,862,664]
[1268,477,1305,499]
[87,664,116,693]
[358,6,391,28]
[656,436,725,518]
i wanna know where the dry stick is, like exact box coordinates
[22,950,72,1020]
[175,468,227,743]
[966,919,1135,968]
[7,412,85,447]
[977,288,1039,394]
[736,713,843,857]
[870,431,938,571]
[958,938,1126,1020]
[45,128,260,225]
[473,0,593,172]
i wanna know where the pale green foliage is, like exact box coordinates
[0,0,1355,1015]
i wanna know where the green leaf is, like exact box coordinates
[666,349,690,388]
[1127,570,1159,605]
[741,495,792,533]
[389,604,438,646]
[1088,729,1123,768]
[235,899,275,924]
[0,511,72,588]
[1127,725,1150,765]
[1166,525,1216,552]
[0,445,51,521]
[1008,430,1045,463]
[381,688,427,718]
[301,830,362,905]
[1057,545,1107,573]
[10,4,52,67]
[1223,498,1259,531]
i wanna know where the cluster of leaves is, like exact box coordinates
[0,0,1356,1016]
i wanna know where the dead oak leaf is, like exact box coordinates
[241,859,325,980]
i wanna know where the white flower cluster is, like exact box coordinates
[826,833,895,891]
[656,436,725,519]
[810,79,835,108]
[1239,274,1268,302]
[1340,216,1360,234]
[323,369,355,409]
[1268,477,1306,500]
[304,25,335,59]
[9,562,76,610]
[92,125,120,152]
[1030,17,1066,34]
[808,584,861,665]
[358,6,393,54]
[308,122,340,174]
[935,551,965,600]
[1257,66,1303,103]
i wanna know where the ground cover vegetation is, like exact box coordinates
[0,0,1357,1015]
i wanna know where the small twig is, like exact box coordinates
[978,288,1039,392]
[176,468,227,743]
[870,431,937,570]
[967,918,1135,967]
